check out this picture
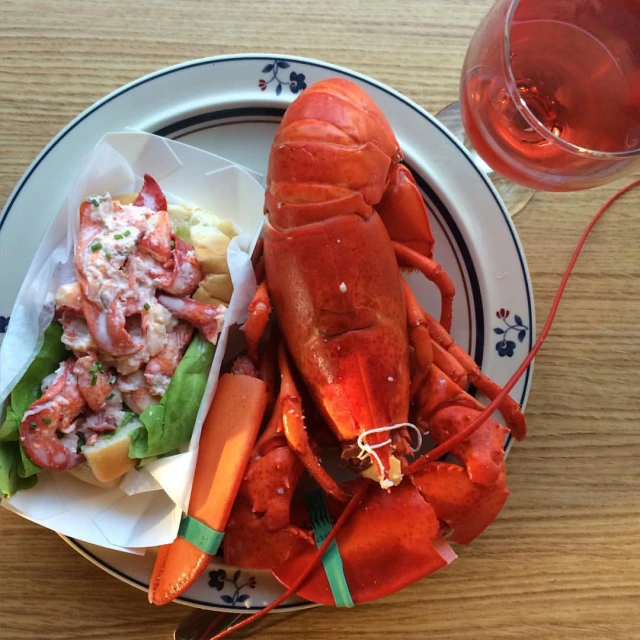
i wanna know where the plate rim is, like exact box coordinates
[58,534,318,613]
[3,52,535,613]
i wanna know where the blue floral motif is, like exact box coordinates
[0,316,9,333]
[494,309,528,358]
[258,60,307,95]
[289,71,307,94]
[496,340,516,357]
[208,568,257,606]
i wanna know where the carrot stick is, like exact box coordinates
[149,373,267,605]
[190,373,267,531]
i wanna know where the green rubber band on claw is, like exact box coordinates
[178,515,225,556]
[306,490,354,608]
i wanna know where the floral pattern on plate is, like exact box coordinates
[258,60,307,95]
[494,308,529,357]
[209,568,258,608]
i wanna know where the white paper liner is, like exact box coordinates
[0,133,264,552]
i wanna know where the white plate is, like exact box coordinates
[0,54,535,613]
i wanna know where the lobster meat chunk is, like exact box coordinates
[20,359,86,471]
[73,353,112,412]
[155,235,204,297]
[133,173,168,212]
[157,295,226,343]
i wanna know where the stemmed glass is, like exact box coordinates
[437,0,640,215]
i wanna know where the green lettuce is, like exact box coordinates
[0,322,68,497]
[0,444,38,497]
[129,334,215,459]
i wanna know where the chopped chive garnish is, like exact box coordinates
[90,242,102,251]
[91,198,100,207]
[107,393,115,400]
[170,240,176,249]
[124,229,131,237]
[90,361,104,374]
[29,422,37,427]
[42,418,52,424]
[114,233,123,240]
[105,252,112,259]
[144,302,151,311]
[91,374,97,386]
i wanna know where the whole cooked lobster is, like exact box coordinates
[222,78,526,603]
[149,77,528,611]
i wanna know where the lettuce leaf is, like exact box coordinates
[0,444,38,497]
[129,334,215,459]
[7,322,68,420]
[0,322,68,496]
[0,405,19,442]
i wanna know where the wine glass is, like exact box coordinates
[437,0,640,215]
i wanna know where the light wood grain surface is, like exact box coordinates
[1,1,639,639]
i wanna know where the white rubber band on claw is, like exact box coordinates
[356,422,423,483]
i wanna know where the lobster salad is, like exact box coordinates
[0,175,235,495]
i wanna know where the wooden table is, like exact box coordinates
[1,1,639,638]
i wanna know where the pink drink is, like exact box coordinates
[460,0,640,191]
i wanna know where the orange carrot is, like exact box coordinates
[190,374,267,531]
[149,373,267,605]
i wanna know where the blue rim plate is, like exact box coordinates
[0,53,534,613]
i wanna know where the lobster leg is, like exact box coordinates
[278,343,350,503]
[403,279,434,399]
[419,308,526,440]
[392,242,455,333]
[244,280,272,365]
[405,290,521,486]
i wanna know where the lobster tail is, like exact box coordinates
[266,78,402,231]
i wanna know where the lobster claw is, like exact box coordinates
[428,405,509,486]
[224,495,314,571]
[272,480,456,605]
[20,359,86,471]
[223,431,315,570]
[410,462,509,545]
